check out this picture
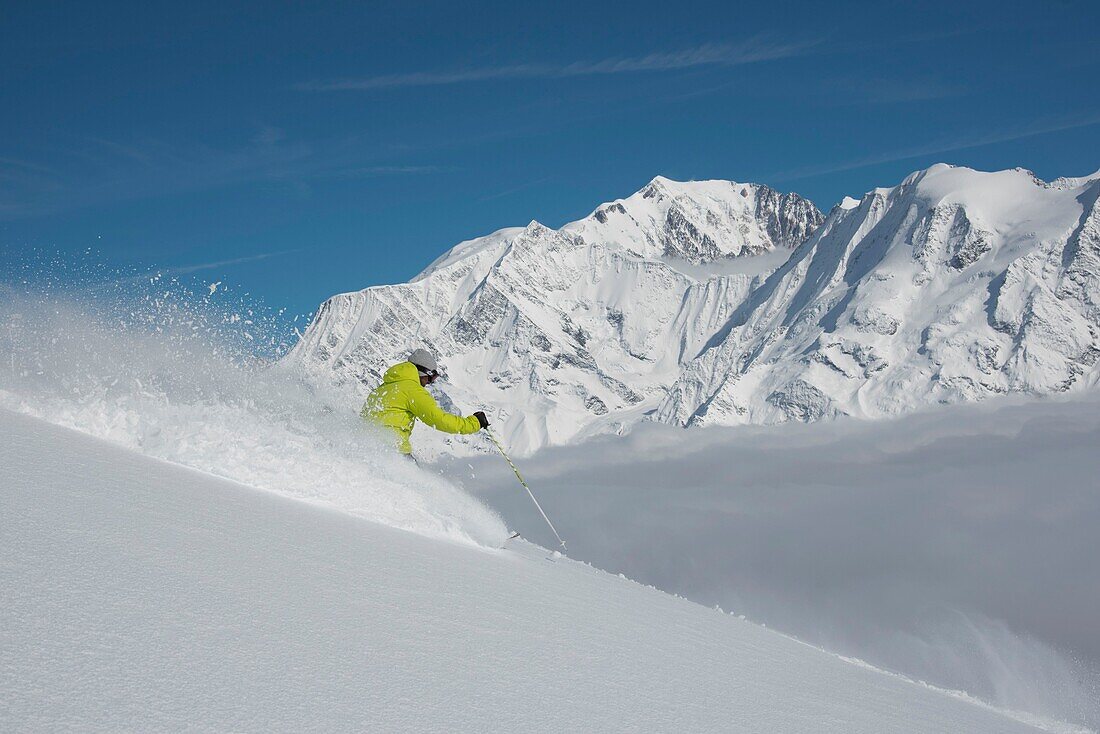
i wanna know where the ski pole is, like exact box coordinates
[485,429,567,551]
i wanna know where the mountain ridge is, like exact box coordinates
[287,164,1100,455]
[657,164,1100,426]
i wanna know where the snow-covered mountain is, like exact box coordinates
[658,164,1100,426]
[289,164,1100,454]
[288,177,823,454]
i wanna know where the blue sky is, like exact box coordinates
[2,0,1098,319]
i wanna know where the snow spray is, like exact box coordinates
[0,254,509,547]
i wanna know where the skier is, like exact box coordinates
[362,348,489,459]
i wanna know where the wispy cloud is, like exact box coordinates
[663,72,965,106]
[820,76,967,105]
[0,132,442,221]
[769,111,1100,182]
[0,156,61,176]
[320,164,446,179]
[478,176,554,202]
[296,38,818,92]
[109,249,303,287]
[155,249,303,277]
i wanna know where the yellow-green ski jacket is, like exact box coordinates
[362,361,482,454]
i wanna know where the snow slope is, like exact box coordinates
[287,177,823,455]
[0,409,1054,733]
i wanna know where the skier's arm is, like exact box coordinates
[406,387,483,435]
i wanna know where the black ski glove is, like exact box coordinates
[473,411,490,430]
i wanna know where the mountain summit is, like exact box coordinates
[288,177,823,454]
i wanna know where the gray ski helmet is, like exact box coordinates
[407,348,440,376]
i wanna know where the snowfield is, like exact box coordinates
[0,409,1061,733]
